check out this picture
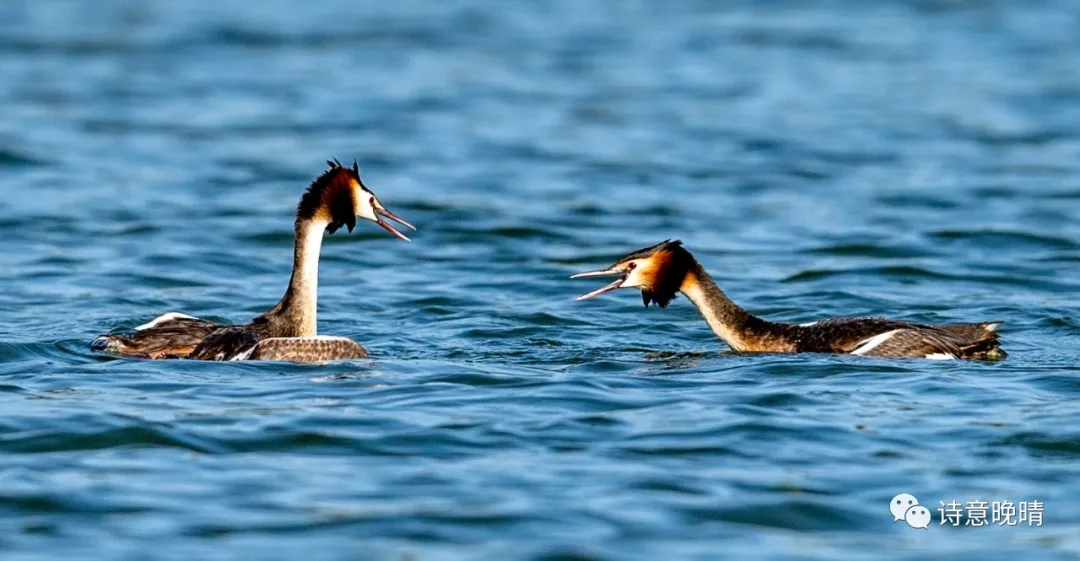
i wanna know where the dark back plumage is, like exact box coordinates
[784,317,1005,359]
[187,326,261,360]
[92,316,220,359]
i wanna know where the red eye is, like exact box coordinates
[628,262,636,270]
[369,196,376,205]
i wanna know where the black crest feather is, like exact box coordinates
[624,239,682,261]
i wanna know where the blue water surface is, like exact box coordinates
[2,1,1080,559]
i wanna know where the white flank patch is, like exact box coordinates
[984,323,1001,332]
[924,353,957,360]
[799,322,819,328]
[136,312,198,331]
[229,345,257,361]
[850,329,901,356]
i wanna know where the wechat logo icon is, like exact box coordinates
[891,493,930,529]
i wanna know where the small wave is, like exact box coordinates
[782,266,951,283]
[0,149,43,167]
[929,229,1079,251]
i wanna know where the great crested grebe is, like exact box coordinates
[571,240,1006,360]
[92,160,415,362]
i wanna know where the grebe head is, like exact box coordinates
[571,240,694,308]
[297,159,416,240]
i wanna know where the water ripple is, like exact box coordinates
[2,0,1080,559]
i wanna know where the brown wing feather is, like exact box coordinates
[790,317,919,353]
[790,318,1004,359]
[93,315,221,359]
[850,328,962,358]
[244,337,368,362]
[188,327,262,361]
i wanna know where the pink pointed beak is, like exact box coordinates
[570,267,628,301]
[374,207,416,241]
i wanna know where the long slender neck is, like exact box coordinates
[263,217,326,337]
[678,263,762,352]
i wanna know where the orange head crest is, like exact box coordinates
[296,159,415,240]
[570,240,695,308]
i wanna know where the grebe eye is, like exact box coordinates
[369,196,376,206]
[627,262,636,270]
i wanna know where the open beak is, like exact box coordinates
[374,207,416,241]
[569,267,627,301]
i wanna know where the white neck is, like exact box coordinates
[292,218,325,315]
[265,218,326,336]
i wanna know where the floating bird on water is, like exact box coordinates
[93,160,415,362]
[571,240,1005,360]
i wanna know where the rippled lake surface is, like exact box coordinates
[2,1,1080,559]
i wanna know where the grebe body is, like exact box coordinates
[572,240,1005,360]
[93,160,414,362]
